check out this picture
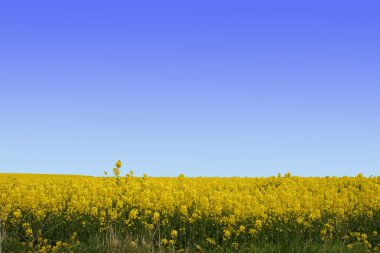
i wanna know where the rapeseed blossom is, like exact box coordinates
[0,168,379,251]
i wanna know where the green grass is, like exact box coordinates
[2,235,372,253]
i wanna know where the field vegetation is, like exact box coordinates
[0,161,379,252]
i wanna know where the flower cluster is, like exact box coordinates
[0,166,379,252]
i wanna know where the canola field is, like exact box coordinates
[0,162,379,252]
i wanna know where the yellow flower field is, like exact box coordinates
[0,163,379,252]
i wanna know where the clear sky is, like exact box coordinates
[1,1,379,177]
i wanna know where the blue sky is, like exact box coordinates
[1,1,379,177]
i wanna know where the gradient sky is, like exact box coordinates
[1,0,379,177]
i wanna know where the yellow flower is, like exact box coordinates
[223,229,231,240]
[171,230,178,238]
[152,211,160,223]
[115,160,122,168]
[26,228,33,237]
[255,220,262,230]
[129,209,139,219]
[206,238,216,245]
[1,166,379,251]
[13,209,22,219]
[180,205,188,216]
[249,229,257,237]
[113,167,120,177]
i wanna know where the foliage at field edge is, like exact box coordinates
[0,162,379,252]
